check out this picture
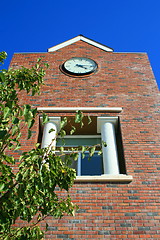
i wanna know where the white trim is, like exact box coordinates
[48,35,113,52]
[75,174,133,182]
[37,107,122,113]
[97,117,118,132]
[59,135,101,139]
[77,153,81,176]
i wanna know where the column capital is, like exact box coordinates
[40,116,61,132]
[97,117,118,133]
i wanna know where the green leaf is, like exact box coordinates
[35,143,40,148]
[37,214,42,221]
[31,108,37,117]
[37,58,41,63]
[35,63,40,69]
[81,145,86,153]
[28,119,35,129]
[60,146,64,152]
[25,111,33,122]
[0,130,7,139]
[4,155,15,164]
[45,223,49,231]
[89,146,96,157]
[44,62,49,68]
[27,129,32,139]
[24,104,31,114]
[70,126,76,135]
[4,107,10,119]
[98,150,102,155]
[75,110,83,123]
[60,117,67,129]
[42,112,49,124]
[0,183,5,191]
[12,125,18,136]
[48,128,55,133]
[0,51,7,65]
[0,71,5,81]
[12,117,19,125]
[88,115,92,125]
[60,129,66,137]
[72,152,79,161]
[17,132,22,139]
[102,140,107,147]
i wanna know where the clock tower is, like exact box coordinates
[10,35,160,239]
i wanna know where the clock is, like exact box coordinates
[61,57,98,76]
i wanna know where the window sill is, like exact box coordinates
[75,174,133,183]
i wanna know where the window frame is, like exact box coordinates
[56,135,102,176]
[40,115,133,182]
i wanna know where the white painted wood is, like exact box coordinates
[48,35,113,52]
[80,35,113,52]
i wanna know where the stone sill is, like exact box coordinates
[37,107,122,113]
[75,174,133,183]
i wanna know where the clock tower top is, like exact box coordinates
[48,35,114,53]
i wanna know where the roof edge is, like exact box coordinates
[48,35,114,53]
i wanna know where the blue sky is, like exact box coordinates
[1,0,160,89]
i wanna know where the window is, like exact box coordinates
[56,135,103,176]
[40,116,132,182]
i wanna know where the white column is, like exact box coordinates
[97,117,120,175]
[101,122,120,174]
[41,117,61,151]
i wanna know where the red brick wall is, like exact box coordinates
[10,41,160,239]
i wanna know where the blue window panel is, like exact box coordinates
[81,153,103,176]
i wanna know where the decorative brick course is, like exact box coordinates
[10,39,160,239]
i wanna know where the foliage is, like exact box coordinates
[0,52,102,239]
[0,52,76,240]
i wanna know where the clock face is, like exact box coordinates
[61,57,98,76]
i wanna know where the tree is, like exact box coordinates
[0,52,101,239]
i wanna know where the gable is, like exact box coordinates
[48,35,114,52]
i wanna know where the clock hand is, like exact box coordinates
[79,64,92,66]
[76,64,87,69]
[77,64,93,68]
